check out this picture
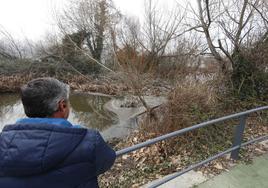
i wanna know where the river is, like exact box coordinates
[0,93,166,140]
[0,93,124,140]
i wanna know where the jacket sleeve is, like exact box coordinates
[94,131,116,175]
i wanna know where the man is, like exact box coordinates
[0,77,116,188]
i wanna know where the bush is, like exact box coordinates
[134,80,236,162]
[230,38,268,101]
[145,81,217,134]
[0,59,32,75]
[65,54,102,75]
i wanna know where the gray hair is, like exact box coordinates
[21,77,70,117]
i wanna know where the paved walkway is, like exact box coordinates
[198,154,268,188]
[144,153,268,188]
[144,170,208,188]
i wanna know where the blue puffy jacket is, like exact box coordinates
[0,118,116,188]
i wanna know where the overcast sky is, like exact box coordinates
[0,0,153,41]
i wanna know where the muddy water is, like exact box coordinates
[0,93,166,140]
[0,93,120,139]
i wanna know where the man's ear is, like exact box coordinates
[51,99,70,118]
[58,99,67,112]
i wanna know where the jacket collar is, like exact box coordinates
[16,118,73,127]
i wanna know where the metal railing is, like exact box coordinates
[115,106,268,188]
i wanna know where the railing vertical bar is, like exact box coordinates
[230,115,247,160]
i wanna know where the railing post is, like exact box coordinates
[230,115,247,160]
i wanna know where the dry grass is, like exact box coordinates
[0,74,33,92]
[0,72,129,95]
[144,81,217,134]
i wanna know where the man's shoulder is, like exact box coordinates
[83,128,102,142]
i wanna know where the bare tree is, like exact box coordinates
[0,26,39,60]
[0,26,23,59]
[58,0,118,64]
[34,33,63,60]
[194,0,267,70]
[192,0,268,98]
[112,0,188,72]
[141,0,186,70]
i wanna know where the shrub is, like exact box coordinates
[134,80,236,162]
[65,54,102,75]
[230,38,268,101]
[0,59,32,75]
[144,81,217,134]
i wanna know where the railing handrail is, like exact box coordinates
[115,106,268,188]
[116,106,268,157]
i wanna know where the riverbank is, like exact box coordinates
[0,74,127,95]
[100,112,268,188]
[0,73,172,96]
[98,80,268,187]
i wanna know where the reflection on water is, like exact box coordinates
[0,93,118,132]
[69,94,117,130]
[0,94,25,127]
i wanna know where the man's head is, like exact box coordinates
[21,77,70,119]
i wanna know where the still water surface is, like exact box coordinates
[0,93,119,137]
